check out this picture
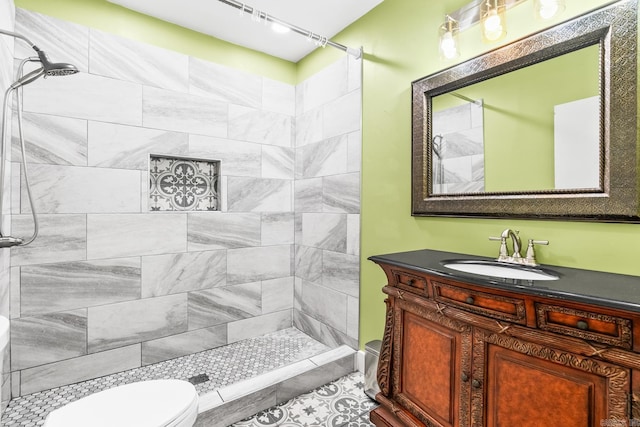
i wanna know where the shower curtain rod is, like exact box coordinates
[216,0,362,59]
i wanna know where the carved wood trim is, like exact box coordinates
[378,298,394,397]
[479,328,630,420]
[632,392,640,421]
[535,303,632,349]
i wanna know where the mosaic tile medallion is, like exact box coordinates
[149,155,220,211]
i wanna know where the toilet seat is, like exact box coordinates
[43,379,199,427]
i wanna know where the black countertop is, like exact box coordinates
[368,249,640,314]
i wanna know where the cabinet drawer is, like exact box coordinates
[391,269,427,292]
[536,303,632,349]
[432,281,527,324]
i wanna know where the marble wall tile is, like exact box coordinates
[189,57,261,108]
[347,214,360,256]
[228,105,292,147]
[323,90,361,140]
[322,251,359,298]
[142,250,226,298]
[227,309,292,343]
[188,282,262,330]
[10,214,86,266]
[88,294,188,353]
[298,281,347,334]
[11,113,87,166]
[227,245,292,285]
[22,164,140,214]
[301,213,347,252]
[293,310,357,349]
[0,0,14,44]
[262,78,295,116]
[298,57,348,114]
[322,173,360,214]
[261,212,294,246]
[347,296,359,339]
[227,177,291,212]
[21,258,141,315]
[347,130,362,173]
[294,178,322,213]
[262,277,294,313]
[143,86,227,137]
[187,212,260,250]
[141,324,227,365]
[22,72,143,126]
[189,135,261,178]
[294,245,323,283]
[262,146,294,179]
[90,29,189,92]
[294,277,302,311]
[301,135,348,178]
[11,309,87,370]
[15,9,89,73]
[88,122,188,170]
[87,213,187,259]
[20,344,141,395]
[10,267,19,319]
[295,108,323,148]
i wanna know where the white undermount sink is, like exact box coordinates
[442,259,560,281]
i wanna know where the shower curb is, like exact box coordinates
[194,345,357,426]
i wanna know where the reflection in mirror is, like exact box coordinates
[430,43,600,195]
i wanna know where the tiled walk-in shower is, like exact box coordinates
[2,328,360,426]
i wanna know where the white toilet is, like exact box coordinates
[43,379,199,427]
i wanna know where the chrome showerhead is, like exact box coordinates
[36,50,79,77]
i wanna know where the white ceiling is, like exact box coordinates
[107,0,383,62]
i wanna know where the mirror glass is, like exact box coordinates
[431,44,600,195]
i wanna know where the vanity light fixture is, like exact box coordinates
[534,0,565,20]
[481,0,507,42]
[439,16,460,60]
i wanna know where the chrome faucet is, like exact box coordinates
[502,228,522,260]
[489,229,549,266]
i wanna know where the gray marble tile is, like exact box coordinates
[227,245,292,285]
[141,324,227,365]
[347,296,359,339]
[10,267,19,319]
[301,213,347,252]
[11,112,87,166]
[187,212,260,250]
[262,78,295,116]
[322,250,360,298]
[88,294,188,353]
[141,250,226,297]
[227,177,292,212]
[87,213,187,259]
[294,178,323,213]
[90,29,189,92]
[189,135,261,178]
[189,57,261,108]
[188,282,262,330]
[295,245,323,283]
[195,385,277,427]
[11,309,87,370]
[15,9,89,73]
[143,86,227,137]
[21,164,141,214]
[323,90,361,140]
[88,121,188,170]
[10,214,86,267]
[261,212,294,246]
[347,130,362,173]
[262,146,294,179]
[22,72,142,126]
[20,258,141,315]
[262,277,294,314]
[19,344,140,395]
[347,214,360,256]
[293,310,358,349]
[323,173,360,214]
[228,105,292,147]
[227,310,292,343]
[294,108,323,148]
[301,135,348,178]
[299,281,347,334]
[0,1,14,44]
[299,57,348,114]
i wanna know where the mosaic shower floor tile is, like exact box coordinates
[232,371,377,427]
[2,328,329,427]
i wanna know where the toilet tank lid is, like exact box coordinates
[44,379,198,427]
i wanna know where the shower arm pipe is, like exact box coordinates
[0,28,41,53]
[216,0,362,59]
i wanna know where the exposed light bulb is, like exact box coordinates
[536,0,564,20]
[271,22,290,34]
[483,9,503,41]
[440,31,458,59]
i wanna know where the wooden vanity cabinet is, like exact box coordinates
[370,263,640,427]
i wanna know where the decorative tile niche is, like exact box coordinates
[149,155,221,211]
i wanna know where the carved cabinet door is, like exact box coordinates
[392,300,473,427]
[472,328,630,427]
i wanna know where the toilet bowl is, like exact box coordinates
[43,379,199,427]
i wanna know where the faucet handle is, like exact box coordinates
[489,236,509,260]
[525,239,549,266]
